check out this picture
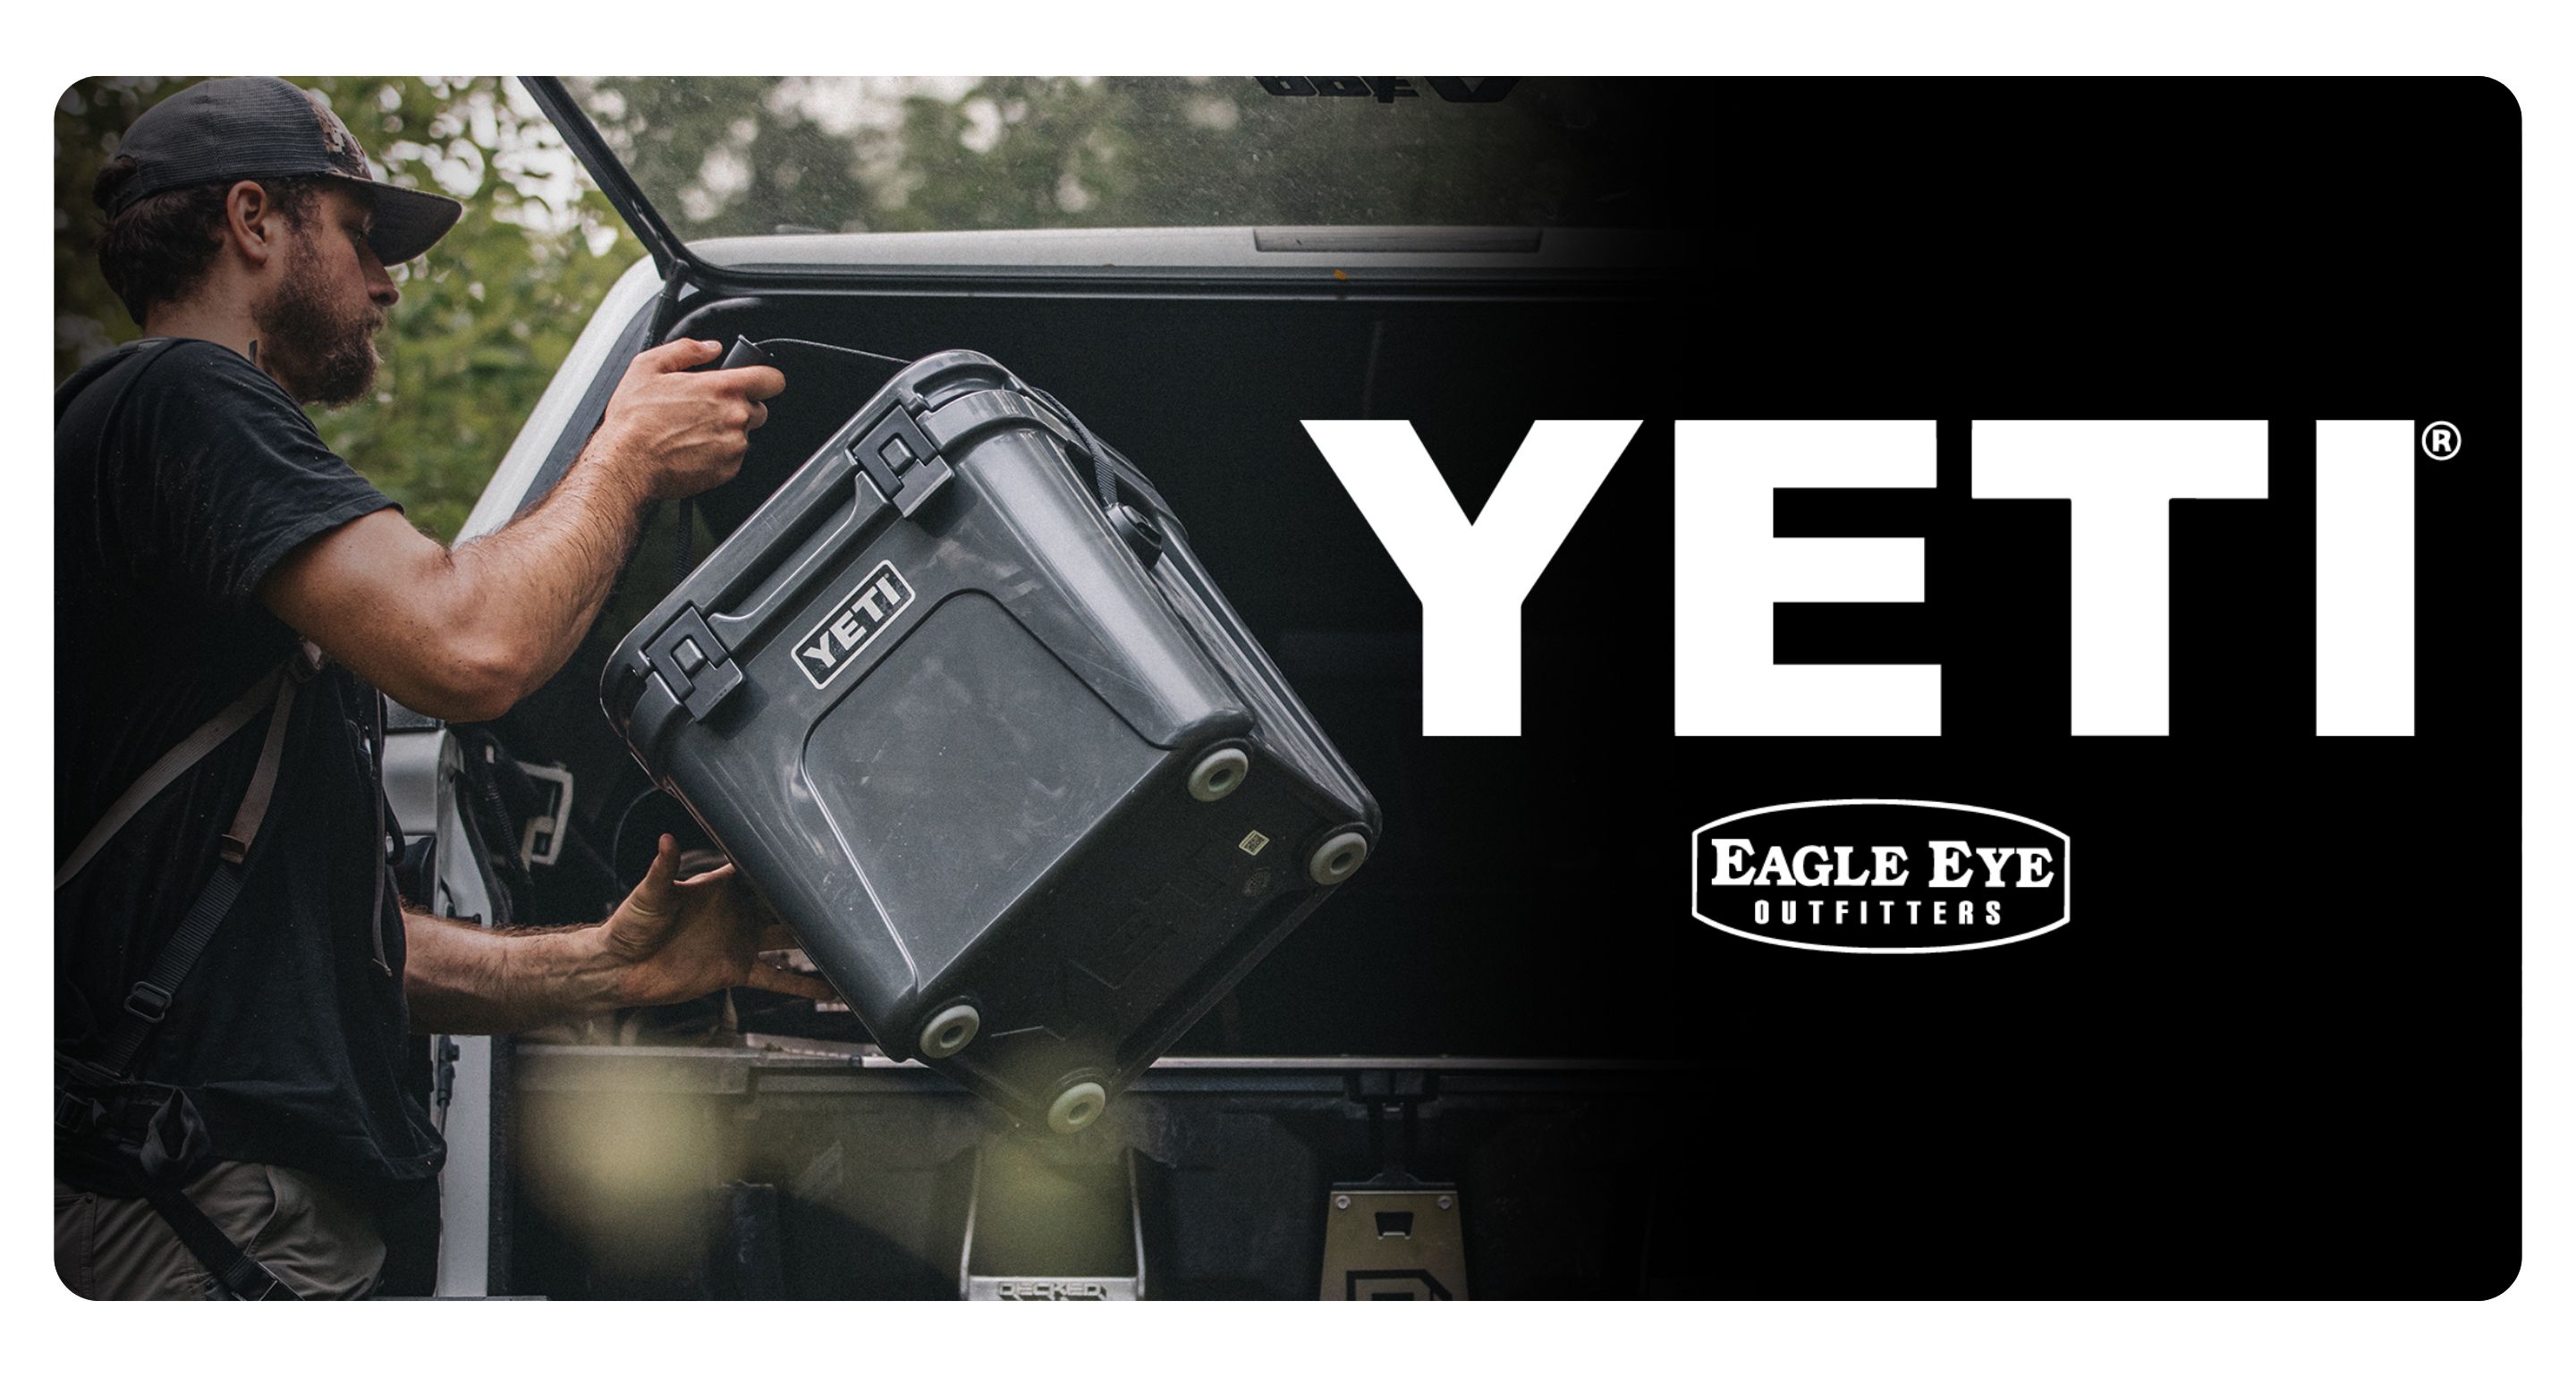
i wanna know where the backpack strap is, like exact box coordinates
[64,639,322,1080]
[55,645,322,1300]
[143,1174,301,1299]
[54,1054,301,1300]
[56,340,316,1300]
[55,647,299,887]
[54,334,299,891]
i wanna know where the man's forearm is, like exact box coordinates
[401,902,632,1035]
[258,339,769,722]
[400,836,830,1032]
[442,444,651,711]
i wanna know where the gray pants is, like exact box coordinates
[55,1161,387,1300]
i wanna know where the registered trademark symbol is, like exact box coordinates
[2420,420,2462,460]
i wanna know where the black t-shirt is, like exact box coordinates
[55,338,445,1189]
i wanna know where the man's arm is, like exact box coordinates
[403,833,835,1035]
[258,338,785,722]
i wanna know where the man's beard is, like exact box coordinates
[251,238,382,408]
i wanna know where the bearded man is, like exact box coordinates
[55,77,826,1300]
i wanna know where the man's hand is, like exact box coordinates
[590,338,787,503]
[597,834,837,1009]
[403,835,839,1035]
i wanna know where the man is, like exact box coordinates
[55,76,828,1299]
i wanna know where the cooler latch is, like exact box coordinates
[850,406,953,518]
[643,605,743,722]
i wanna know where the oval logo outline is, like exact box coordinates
[1687,798,2071,954]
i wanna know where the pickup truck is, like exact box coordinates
[383,76,1683,1299]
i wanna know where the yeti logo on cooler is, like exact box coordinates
[792,562,915,689]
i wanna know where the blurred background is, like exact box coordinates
[57,76,1646,543]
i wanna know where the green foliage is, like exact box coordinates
[58,76,1641,545]
[55,77,647,545]
[576,76,1627,240]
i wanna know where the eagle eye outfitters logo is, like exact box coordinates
[1690,800,2069,954]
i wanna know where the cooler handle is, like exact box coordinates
[702,480,882,657]
[921,388,1180,533]
[635,419,901,722]
[674,435,869,630]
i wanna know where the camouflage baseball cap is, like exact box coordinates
[103,76,462,265]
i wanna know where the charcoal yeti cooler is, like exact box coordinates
[603,350,1379,1133]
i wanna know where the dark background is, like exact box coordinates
[1185,79,2521,1297]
